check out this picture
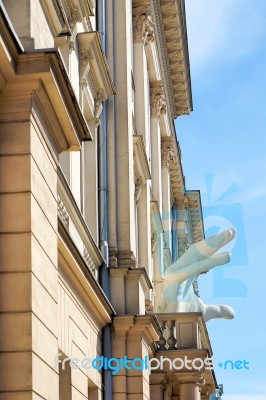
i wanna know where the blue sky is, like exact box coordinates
[176,1,266,398]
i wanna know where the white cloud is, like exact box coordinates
[185,0,266,70]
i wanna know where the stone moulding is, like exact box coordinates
[161,136,204,243]
[77,32,116,98]
[133,135,152,182]
[62,0,95,27]
[176,190,204,243]
[57,167,104,272]
[133,4,155,45]
[152,0,193,118]
[161,135,184,196]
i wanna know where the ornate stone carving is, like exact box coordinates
[150,81,167,118]
[94,90,104,126]
[62,0,82,28]
[177,234,188,257]
[161,136,175,168]
[133,5,155,45]
[151,233,157,255]
[62,0,95,28]
[57,196,69,230]
[135,176,143,207]
[79,48,92,87]
[68,39,75,54]
[161,136,184,196]
[83,246,97,277]
[152,0,193,117]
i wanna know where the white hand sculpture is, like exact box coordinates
[157,228,236,321]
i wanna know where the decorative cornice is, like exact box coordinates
[62,0,95,29]
[77,32,116,99]
[152,0,193,118]
[161,136,184,196]
[150,81,167,118]
[133,4,155,45]
[176,191,204,243]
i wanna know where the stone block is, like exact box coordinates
[0,351,32,391]
[0,154,30,193]
[0,233,31,271]
[32,274,58,337]
[0,121,30,155]
[0,192,31,232]
[0,272,31,312]
[32,234,58,300]
[32,353,59,400]
[0,312,31,351]
[32,314,59,370]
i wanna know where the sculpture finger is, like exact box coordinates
[181,251,231,277]
[171,228,236,270]
[204,304,235,321]
[166,250,231,278]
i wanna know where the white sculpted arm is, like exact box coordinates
[158,228,236,321]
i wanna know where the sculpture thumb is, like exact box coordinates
[204,304,235,322]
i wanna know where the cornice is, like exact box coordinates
[176,190,204,243]
[152,0,193,118]
[161,136,185,196]
[0,9,92,149]
[77,32,116,99]
[61,0,95,29]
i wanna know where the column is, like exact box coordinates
[150,81,167,213]
[161,137,175,254]
[150,373,166,400]
[177,373,204,400]
[138,180,152,276]
[113,0,137,266]
[83,121,99,244]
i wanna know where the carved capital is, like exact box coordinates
[133,5,155,45]
[150,81,167,118]
[161,136,176,168]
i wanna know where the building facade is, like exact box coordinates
[0,1,226,399]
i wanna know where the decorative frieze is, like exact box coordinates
[161,136,185,197]
[150,81,167,118]
[133,5,155,45]
[152,0,193,117]
[77,32,115,97]
[62,0,95,29]
[175,192,204,243]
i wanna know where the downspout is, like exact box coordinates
[96,1,112,400]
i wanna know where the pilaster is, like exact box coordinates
[113,0,137,261]
[112,315,161,400]
[0,93,59,399]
